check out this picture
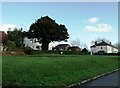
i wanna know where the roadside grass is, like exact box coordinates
[2,55,119,87]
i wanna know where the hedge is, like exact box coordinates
[94,52,120,56]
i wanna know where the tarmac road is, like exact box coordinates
[73,70,120,88]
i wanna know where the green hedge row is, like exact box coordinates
[94,52,120,56]
[24,50,59,55]
[23,47,119,56]
[64,51,90,55]
[24,49,90,55]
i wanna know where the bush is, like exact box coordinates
[24,48,91,55]
[24,49,60,55]
[64,49,91,55]
[23,46,34,55]
[64,51,81,55]
[81,48,89,55]
[6,41,16,51]
[94,52,120,56]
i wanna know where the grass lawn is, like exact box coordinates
[2,55,119,87]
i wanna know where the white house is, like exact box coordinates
[23,37,55,50]
[90,41,118,54]
[23,37,42,50]
[0,44,3,52]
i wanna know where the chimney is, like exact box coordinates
[95,41,97,45]
[110,42,111,44]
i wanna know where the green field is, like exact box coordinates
[2,55,119,87]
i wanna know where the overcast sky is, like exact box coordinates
[0,2,118,49]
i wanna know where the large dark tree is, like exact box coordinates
[27,16,69,50]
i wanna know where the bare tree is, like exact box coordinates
[82,43,88,50]
[70,39,80,47]
[70,39,88,49]
[114,43,120,51]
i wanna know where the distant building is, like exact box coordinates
[23,37,42,50]
[23,37,54,50]
[0,31,8,51]
[90,41,118,54]
[68,46,81,52]
[53,44,70,51]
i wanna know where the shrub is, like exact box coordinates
[64,51,81,55]
[6,41,16,51]
[24,49,60,55]
[81,48,89,55]
[23,46,34,55]
[94,52,119,56]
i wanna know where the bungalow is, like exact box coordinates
[53,44,70,51]
[68,46,81,52]
[90,40,118,54]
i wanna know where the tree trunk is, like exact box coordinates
[42,41,49,50]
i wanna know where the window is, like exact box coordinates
[101,47,103,49]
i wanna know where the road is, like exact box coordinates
[73,70,120,88]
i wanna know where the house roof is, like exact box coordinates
[68,46,81,51]
[0,31,8,44]
[54,44,70,50]
[68,46,81,49]
[90,41,118,49]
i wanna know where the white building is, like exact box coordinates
[0,44,3,52]
[90,41,118,54]
[23,37,55,50]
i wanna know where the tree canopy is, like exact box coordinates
[7,28,25,48]
[27,16,69,50]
